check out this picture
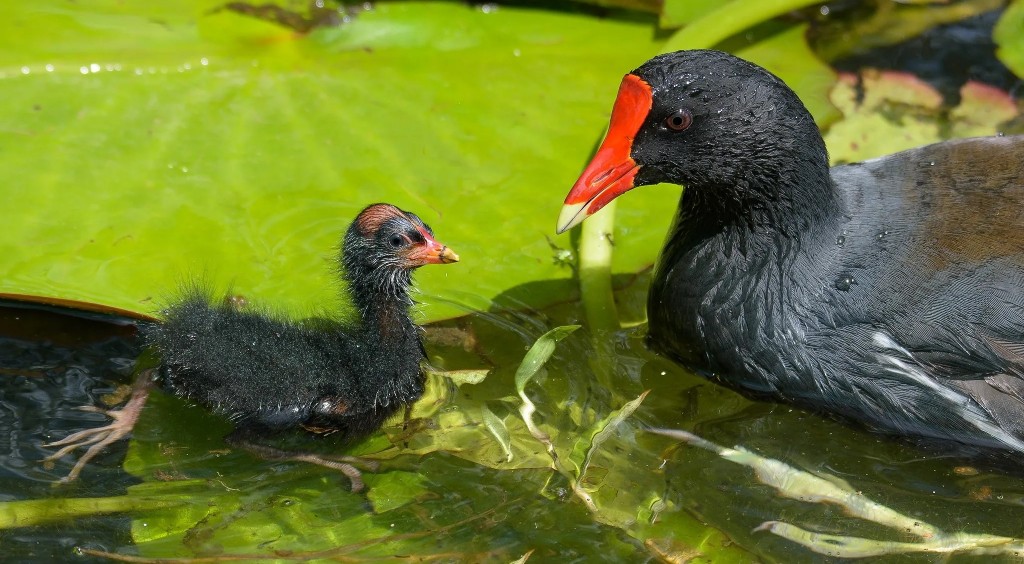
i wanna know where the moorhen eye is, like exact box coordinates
[558,48,1024,456]
[44,203,459,492]
[664,109,692,131]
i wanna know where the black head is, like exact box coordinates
[558,49,829,232]
[342,203,458,301]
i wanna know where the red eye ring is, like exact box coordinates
[665,109,692,131]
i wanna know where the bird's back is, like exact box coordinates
[144,294,365,430]
[827,136,1024,357]
[817,136,1024,447]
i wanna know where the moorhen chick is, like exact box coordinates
[558,49,1024,452]
[45,203,458,490]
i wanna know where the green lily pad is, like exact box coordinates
[0,1,667,322]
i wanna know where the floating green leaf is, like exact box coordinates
[825,69,1020,164]
[480,401,514,463]
[514,325,581,397]
[366,471,431,514]
[995,0,1024,78]
[569,390,650,482]
[815,0,1006,63]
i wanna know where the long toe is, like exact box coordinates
[43,428,111,460]
[44,425,112,449]
[44,420,133,481]
[57,425,135,484]
[43,374,152,483]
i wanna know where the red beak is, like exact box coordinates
[557,73,653,233]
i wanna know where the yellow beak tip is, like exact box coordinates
[556,202,588,234]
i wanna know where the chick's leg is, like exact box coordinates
[225,428,379,493]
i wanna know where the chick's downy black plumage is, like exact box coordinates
[558,49,1024,454]
[45,203,458,487]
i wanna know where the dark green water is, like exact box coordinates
[4,282,1024,562]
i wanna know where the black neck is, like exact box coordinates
[343,264,417,336]
[678,149,839,238]
[648,172,838,367]
[652,146,842,320]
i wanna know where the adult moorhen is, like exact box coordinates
[45,203,458,490]
[558,49,1024,453]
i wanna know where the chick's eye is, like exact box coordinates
[664,109,693,131]
[388,234,406,248]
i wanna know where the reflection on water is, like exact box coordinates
[3,285,1024,561]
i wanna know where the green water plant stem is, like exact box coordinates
[0,487,197,529]
[578,200,621,336]
[758,522,1024,559]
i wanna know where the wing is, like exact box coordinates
[814,136,1024,449]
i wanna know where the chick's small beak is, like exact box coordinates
[408,230,459,266]
[557,73,653,234]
